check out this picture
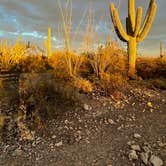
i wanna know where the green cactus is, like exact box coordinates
[44,27,52,57]
[110,0,157,78]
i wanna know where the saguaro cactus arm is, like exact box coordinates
[139,0,155,33]
[110,3,129,42]
[128,0,135,31]
[137,2,157,42]
[134,7,142,37]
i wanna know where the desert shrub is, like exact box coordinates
[19,73,53,133]
[100,72,126,96]
[137,57,166,79]
[150,78,166,90]
[48,51,63,69]
[20,54,50,73]
[49,50,85,79]
[87,42,128,80]
[74,77,93,93]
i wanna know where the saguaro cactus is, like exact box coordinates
[44,27,52,57]
[160,41,163,58]
[110,0,157,78]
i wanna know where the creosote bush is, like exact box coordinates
[137,57,166,79]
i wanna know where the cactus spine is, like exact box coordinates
[44,27,52,57]
[110,0,157,78]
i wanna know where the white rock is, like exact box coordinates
[52,135,56,139]
[150,155,163,166]
[134,133,141,139]
[55,141,63,147]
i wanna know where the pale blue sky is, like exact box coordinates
[0,0,165,56]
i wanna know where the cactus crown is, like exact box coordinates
[110,0,157,43]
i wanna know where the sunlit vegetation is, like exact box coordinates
[0,0,165,141]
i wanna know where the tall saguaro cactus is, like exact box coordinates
[110,0,157,78]
[44,27,52,57]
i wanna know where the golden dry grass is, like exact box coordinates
[0,39,27,73]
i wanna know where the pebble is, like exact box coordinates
[52,135,56,139]
[134,133,141,139]
[147,102,153,108]
[131,145,141,151]
[108,119,116,125]
[55,141,63,147]
[158,142,166,147]
[83,104,92,111]
[149,155,163,166]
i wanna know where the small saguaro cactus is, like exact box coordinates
[160,41,163,58]
[44,27,52,57]
[110,0,157,78]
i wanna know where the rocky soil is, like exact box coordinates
[0,81,165,166]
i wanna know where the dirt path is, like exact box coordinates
[0,82,166,166]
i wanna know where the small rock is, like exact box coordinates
[131,145,141,151]
[147,102,153,108]
[55,141,63,147]
[134,133,141,139]
[52,135,56,139]
[83,104,92,111]
[12,148,23,156]
[128,150,138,160]
[140,152,149,165]
[149,155,163,166]
[157,142,166,148]
[108,119,116,125]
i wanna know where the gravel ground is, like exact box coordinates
[0,81,166,166]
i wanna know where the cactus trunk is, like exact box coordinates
[128,37,137,78]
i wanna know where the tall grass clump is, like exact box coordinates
[0,39,27,73]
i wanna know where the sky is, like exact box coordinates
[0,0,165,56]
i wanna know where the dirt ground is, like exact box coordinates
[0,81,165,166]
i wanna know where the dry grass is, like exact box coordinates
[74,77,93,93]
[0,39,27,73]
[137,56,166,79]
